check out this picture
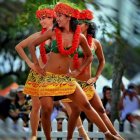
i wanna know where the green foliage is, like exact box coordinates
[0,76,14,88]
[58,0,86,10]
[17,0,53,29]
[38,4,54,10]
[102,62,113,79]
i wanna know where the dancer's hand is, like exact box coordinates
[66,69,81,78]
[87,76,98,85]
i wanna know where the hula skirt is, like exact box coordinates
[62,80,95,102]
[23,70,42,96]
[23,71,77,97]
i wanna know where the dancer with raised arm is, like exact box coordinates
[62,9,124,140]
[15,4,55,140]
[26,2,121,140]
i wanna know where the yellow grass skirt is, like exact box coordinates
[62,80,95,102]
[23,70,43,96]
[23,71,77,97]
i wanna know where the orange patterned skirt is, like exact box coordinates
[23,70,43,96]
[62,80,95,102]
[23,71,77,97]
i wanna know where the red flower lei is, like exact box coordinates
[87,34,92,47]
[36,9,55,18]
[55,25,81,69]
[80,9,94,20]
[55,25,81,55]
[54,3,80,19]
[39,28,47,64]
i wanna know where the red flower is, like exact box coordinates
[39,28,47,64]
[55,25,81,55]
[36,9,55,18]
[80,9,94,20]
[55,25,81,69]
[87,34,92,47]
[54,2,80,19]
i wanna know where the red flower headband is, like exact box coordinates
[80,9,94,20]
[36,9,55,18]
[54,2,80,19]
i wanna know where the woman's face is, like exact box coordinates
[105,90,111,100]
[39,15,53,29]
[17,91,25,99]
[56,13,70,27]
[80,23,88,33]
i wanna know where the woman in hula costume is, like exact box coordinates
[15,4,55,140]
[62,9,125,140]
[26,2,121,140]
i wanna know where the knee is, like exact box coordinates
[96,107,106,115]
[71,109,81,117]
[41,104,53,116]
[41,108,52,118]
[32,103,41,113]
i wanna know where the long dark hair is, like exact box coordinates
[102,86,111,107]
[53,15,79,32]
[87,22,97,38]
[70,17,79,32]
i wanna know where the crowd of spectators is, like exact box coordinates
[0,83,140,133]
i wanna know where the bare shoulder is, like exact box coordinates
[28,32,41,39]
[80,33,85,39]
[79,33,86,42]
[93,38,100,46]
[93,39,102,49]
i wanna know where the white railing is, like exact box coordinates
[0,117,140,140]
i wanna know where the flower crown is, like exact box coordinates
[54,2,80,19]
[80,9,94,20]
[36,4,55,18]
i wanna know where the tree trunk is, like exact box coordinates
[111,42,125,122]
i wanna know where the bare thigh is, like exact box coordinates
[67,83,91,111]
[40,96,53,113]
[31,96,41,109]
[63,102,81,116]
[89,87,105,113]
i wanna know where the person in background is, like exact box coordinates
[14,85,31,127]
[102,86,112,118]
[118,87,140,123]
[8,89,20,123]
[131,109,140,122]
[0,96,11,120]
[56,111,68,131]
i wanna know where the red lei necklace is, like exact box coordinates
[40,28,47,64]
[55,25,81,69]
[55,25,81,55]
[87,34,92,47]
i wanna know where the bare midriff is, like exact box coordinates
[44,52,71,74]
[70,58,92,81]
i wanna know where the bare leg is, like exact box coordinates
[40,97,53,140]
[67,84,120,140]
[90,87,124,140]
[63,102,90,140]
[30,96,41,140]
